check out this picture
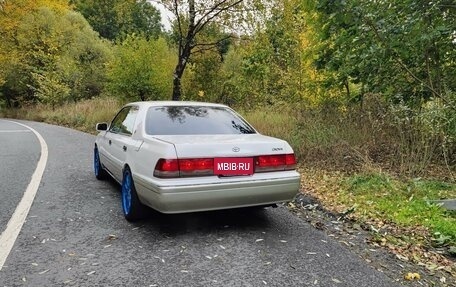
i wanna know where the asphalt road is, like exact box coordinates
[0,120,402,287]
[0,121,40,230]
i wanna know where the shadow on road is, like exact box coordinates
[142,207,272,237]
[104,176,274,238]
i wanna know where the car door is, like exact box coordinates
[103,106,139,181]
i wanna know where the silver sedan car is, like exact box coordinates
[94,101,300,221]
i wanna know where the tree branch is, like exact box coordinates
[173,0,183,56]
[365,18,455,110]
[191,34,233,48]
[193,0,244,35]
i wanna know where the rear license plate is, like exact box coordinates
[214,157,254,176]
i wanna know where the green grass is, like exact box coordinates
[344,173,456,245]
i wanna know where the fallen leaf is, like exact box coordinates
[255,239,264,243]
[154,256,165,263]
[404,272,420,280]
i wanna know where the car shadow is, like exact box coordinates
[140,207,273,237]
[104,176,274,237]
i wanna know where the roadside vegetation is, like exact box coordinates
[1,0,455,283]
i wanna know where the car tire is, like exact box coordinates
[121,166,145,221]
[94,146,108,180]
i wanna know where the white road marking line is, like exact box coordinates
[0,120,48,271]
[0,130,32,133]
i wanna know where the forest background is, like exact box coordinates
[1,0,455,274]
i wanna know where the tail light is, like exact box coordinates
[178,158,213,177]
[154,153,297,178]
[285,153,297,169]
[154,159,179,178]
[255,154,296,173]
[154,158,214,178]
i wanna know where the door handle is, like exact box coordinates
[108,140,112,145]
[123,145,127,152]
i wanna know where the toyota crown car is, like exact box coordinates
[94,101,301,221]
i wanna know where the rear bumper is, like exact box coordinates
[134,172,301,214]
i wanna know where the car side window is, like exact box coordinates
[109,106,138,135]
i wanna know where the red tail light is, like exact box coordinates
[285,154,297,169]
[154,154,297,178]
[179,158,213,177]
[154,159,179,178]
[255,154,296,172]
[154,158,214,178]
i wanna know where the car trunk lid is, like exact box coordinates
[149,134,286,158]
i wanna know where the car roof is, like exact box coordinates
[126,101,229,109]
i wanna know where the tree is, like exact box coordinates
[72,0,163,40]
[1,3,111,107]
[0,0,70,106]
[161,0,244,101]
[107,35,175,101]
[313,0,456,107]
[176,21,233,101]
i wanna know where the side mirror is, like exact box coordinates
[96,123,108,131]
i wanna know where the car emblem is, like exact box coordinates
[232,147,240,152]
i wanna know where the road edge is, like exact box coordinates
[0,120,48,270]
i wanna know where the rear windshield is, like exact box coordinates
[145,106,256,135]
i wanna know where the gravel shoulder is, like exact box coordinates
[290,193,456,287]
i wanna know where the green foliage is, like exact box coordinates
[107,35,175,101]
[31,71,71,108]
[177,21,234,102]
[72,0,162,40]
[388,96,456,174]
[1,5,111,107]
[345,173,456,244]
[314,0,456,104]
[225,0,307,105]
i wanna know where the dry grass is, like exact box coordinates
[2,98,454,179]
[1,97,122,134]
[240,105,374,172]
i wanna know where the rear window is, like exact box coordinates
[145,106,256,135]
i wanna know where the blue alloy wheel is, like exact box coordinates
[121,167,145,221]
[94,147,107,180]
[121,169,132,215]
